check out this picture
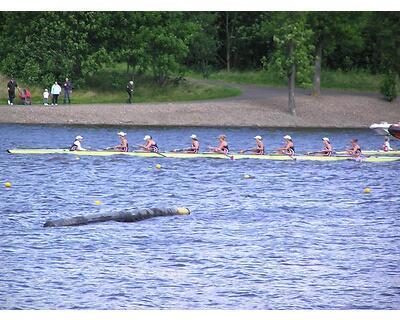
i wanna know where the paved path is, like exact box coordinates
[0,80,399,128]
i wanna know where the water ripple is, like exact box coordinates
[0,125,399,309]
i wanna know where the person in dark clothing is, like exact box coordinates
[126,80,134,103]
[7,78,18,106]
[63,77,72,104]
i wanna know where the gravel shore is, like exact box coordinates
[1,84,399,128]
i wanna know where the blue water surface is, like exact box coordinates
[0,124,399,309]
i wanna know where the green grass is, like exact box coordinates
[0,67,240,105]
[188,69,285,87]
[190,69,395,93]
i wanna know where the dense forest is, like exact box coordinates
[0,12,399,111]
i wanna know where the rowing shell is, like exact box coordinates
[7,149,400,162]
[336,150,400,156]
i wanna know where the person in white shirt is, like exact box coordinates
[382,136,393,151]
[51,81,62,106]
[43,89,49,106]
[69,136,86,151]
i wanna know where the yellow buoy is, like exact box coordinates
[4,181,12,188]
[95,200,102,205]
[155,164,161,170]
[363,187,371,193]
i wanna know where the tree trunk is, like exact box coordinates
[288,41,296,116]
[226,12,230,72]
[312,42,322,96]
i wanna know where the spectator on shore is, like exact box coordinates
[51,81,61,106]
[126,80,134,104]
[7,77,18,106]
[63,77,72,104]
[43,89,49,106]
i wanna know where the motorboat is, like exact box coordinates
[388,124,400,140]
[369,122,391,136]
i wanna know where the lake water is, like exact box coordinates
[0,124,399,309]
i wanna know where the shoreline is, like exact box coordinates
[1,84,399,128]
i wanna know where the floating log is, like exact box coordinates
[43,207,190,227]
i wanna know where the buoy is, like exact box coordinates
[243,174,253,179]
[363,187,371,193]
[95,200,102,205]
[155,164,161,170]
[4,181,11,188]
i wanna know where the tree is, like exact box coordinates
[185,12,219,78]
[264,13,314,115]
[364,12,400,101]
[307,12,367,96]
[0,12,111,86]
[128,12,198,85]
[221,12,238,72]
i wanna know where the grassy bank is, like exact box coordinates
[0,69,240,105]
[192,69,394,93]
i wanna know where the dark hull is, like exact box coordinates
[388,124,400,140]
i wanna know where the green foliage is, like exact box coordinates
[264,13,314,87]
[110,12,199,86]
[308,12,367,69]
[191,69,389,93]
[380,72,398,102]
[0,11,399,100]
[186,13,218,78]
[0,12,111,87]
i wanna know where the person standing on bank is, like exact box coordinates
[7,77,18,106]
[126,80,134,104]
[63,77,72,104]
[43,88,49,106]
[51,81,62,106]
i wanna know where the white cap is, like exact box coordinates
[118,132,127,136]
[129,80,133,84]
[143,135,151,140]
[254,135,262,140]
[190,134,197,139]
[75,135,83,140]
[322,137,330,142]
[284,135,292,140]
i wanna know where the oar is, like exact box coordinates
[306,151,323,155]
[274,150,296,161]
[155,151,167,157]
[239,149,253,154]
[207,146,234,160]
[138,144,167,157]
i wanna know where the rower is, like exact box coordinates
[346,139,362,157]
[186,134,200,153]
[241,135,265,154]
[70,135,86,151]
[114,132,129,152]
[321,137,333,156]
[208,134,229,154]
[140,135,159,152]
[253,136,265,154]
[277,135,295,156]
[382,136,393,152]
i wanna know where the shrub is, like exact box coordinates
[380,71,398,102]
